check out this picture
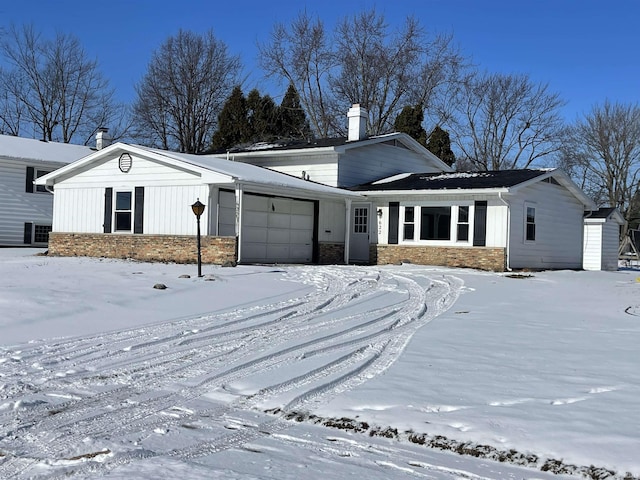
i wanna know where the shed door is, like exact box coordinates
[241,194,314,264]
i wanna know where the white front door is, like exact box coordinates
[349,203,370,263]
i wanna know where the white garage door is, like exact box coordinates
[241,194,314,263]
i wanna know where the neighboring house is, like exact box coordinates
[350,169,597,271]
[583,207,625,271]
[35,143,361,265]
[0,134,94,246]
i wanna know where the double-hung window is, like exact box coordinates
[525,205,536,241]
[114,191,133,232]
[457,206,469,242]
[403,207,415,240]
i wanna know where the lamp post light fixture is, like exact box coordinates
[191,199,206,277]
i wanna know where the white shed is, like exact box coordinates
[583,208,625,271]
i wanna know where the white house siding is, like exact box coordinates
[0,158,65,246]
[508,182,584,269]
[338,143,442,187]
[318,199,346,243]
[144,185,210,235]
[52,186,104,233]
[233,152,340,187]
[584,220,621,271]
[601,221,621,270]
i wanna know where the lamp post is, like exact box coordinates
[191,199,206,277]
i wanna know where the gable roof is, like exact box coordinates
[35,142,360,199]
[584,207,626,224]
[350,169,547,191]
[210,132,454,173]
[350,168,597,209]
[0,134,93,164]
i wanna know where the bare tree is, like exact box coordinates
[0,24,122,144]
[133,30,242,153]
[0,69,26,135]
[564,101,640,235]
[448,72,566,170]
[259,12,336,137]
[259,9,465,138]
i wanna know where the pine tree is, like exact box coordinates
[279,84,311,140]
[247,89,279,142]
[393,105,428,146]
[211,86,249,150]
[426,125,456,167]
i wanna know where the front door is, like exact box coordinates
[349,203,370,263]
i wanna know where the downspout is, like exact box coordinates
[344,198,352,264]
[498,192,512,271]
[235,182,243,264]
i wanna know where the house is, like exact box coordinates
[35,105,602,271]
[0,134,94,246]
[583,207,625,271]
[350,169,597,271]
[35,143,361,265]
[214,104,453,188]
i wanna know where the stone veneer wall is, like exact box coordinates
[375,245,506,271]
[318,242,345,265]
[49,232,237,265]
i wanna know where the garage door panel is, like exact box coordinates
[290,214,313,230]
[268,213,292,229]
[290,230,312,244]
[291,202,314,215]
[243,226,268,243]
[244,210,268,227]
[289,245,312,261]
[243,243,267,260]
[267,229,291,243]
[244,195,269,211]
[271,198,292,214]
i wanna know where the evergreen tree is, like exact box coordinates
[279,84,311,140]
[211,86,249,150]
[247,89,279,142]
[394,105,427,146]
[426,125,456,167]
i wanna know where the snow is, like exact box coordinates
[0,134,93,164]
[1,248,639,479]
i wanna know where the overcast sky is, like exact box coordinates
[1,0,638,122]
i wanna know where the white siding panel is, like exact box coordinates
[601,222,620,270]
[339,143,442,187]
[59,154,202,188]
[144,185,209,235]
[52,187,103,233]
[217,190,236,236]
[318,200,346,243]
[509,182,584,269]
[234,153,339,187]
[485,203,508,247]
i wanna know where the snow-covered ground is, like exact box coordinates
[0,248,638,479]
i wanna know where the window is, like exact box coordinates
[34,224,52,243]
[420,206,451,240]
[403,206,415,240]
[457,206,469,242]
[353,207,368,234]
[115,191,132,232]
[526,206,536,241]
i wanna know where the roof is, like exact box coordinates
[349,169,549,191]
[0,134,93,164]
[36,142,361,199]
[584,207,626,224]
[210,137,349,154]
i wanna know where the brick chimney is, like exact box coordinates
[96,127,112,150]
[347,104,367,141]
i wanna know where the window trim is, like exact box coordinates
[403,206,415,241]
[525,203,536,242]
[113,190,133,233]
[456,205,470,242]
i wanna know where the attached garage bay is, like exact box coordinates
[219,190,316,264]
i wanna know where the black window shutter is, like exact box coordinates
[473,200,487,247]
[103,188,113,233]
[388,202,400,244]
[134,187,144,234]
[24,222,33,244]
[25,167,35,193]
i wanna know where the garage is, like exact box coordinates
[238,193,316,264]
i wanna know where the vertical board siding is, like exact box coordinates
[583,224,602,270]
[53,187,105,233]
[144,185,209,235]
[601,222,620,270]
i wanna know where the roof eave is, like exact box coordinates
[354,187,511,196]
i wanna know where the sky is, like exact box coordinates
[0,1,639,122]
[0,248,639,478]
